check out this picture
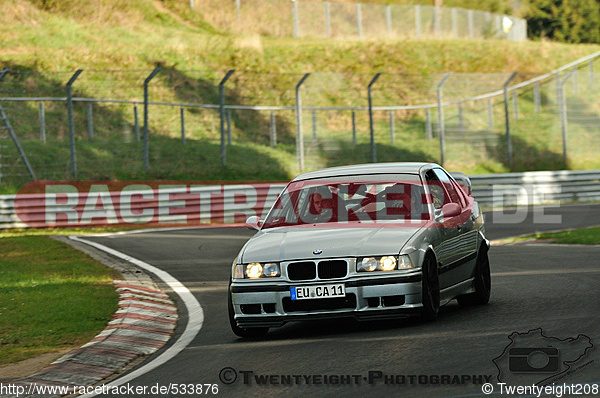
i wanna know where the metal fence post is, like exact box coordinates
[572,65,579,94]
[39,102,46,144]
[503,72,518,169]
[312,110,317,141]
[434,5,441,37]
[458,103,464,132]
[2,120,28,182]
[325,2,331,38]
[356,3,363,38]
[589,59,595,85]
[533,83,541,113]
[227,109,232,145]
[270,111,277,147]
[468,10,474,39]
[87,102,94,140]
[415,5,422,38]
[487,98,494,130]
[485,12,492,36]
[352,110,357,145]
[495,14,502,37]
[451,8,458,38]
[559,69,577,165]
[134,105,140,142]
[0,105,37,181]
[368,73,382,163]
[389,111,395,143]
[180,107,186,144]
[66,69,83,178]
[190,0,194,11]
[436,73,451,165]
[293,0,299,38]
[143,67,161,173]
[385,5,392,37]
[425,108,432,140]
[512,91,519,121]
[555,73,560,108]
[236,0,241,24]
[219,70,235,165]
[295,73,310,172]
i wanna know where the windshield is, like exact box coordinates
[262,174,433,228]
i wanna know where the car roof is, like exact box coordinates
[292,162,440,181]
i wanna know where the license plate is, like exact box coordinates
[290,284,345,300]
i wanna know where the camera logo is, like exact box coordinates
[508,347,559,373]
[493,328,593,385]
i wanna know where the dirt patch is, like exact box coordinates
[0,348,75,382]
[151,0,199,30]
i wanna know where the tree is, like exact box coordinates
[524,0,600,43]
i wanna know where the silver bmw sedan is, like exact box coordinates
[229,162,490,338]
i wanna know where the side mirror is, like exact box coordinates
[441,203,461,218]
[245,216,261,230]
[434,203,461,222]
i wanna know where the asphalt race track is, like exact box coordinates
[83,204,600,398]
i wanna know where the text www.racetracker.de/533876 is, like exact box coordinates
[0,383,220,397]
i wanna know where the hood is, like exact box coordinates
[240,226,422,263]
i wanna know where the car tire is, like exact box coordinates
[457,245,491,306]
[228,285,269,339]
[421,253,440,321]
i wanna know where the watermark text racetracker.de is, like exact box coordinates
[218,368,492,386]
[14,180,562,228]
[481,382,599,397]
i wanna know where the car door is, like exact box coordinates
[424,169,459,290]
[432,168,478,286]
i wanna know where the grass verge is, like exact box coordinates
[0,236,119,365]
[0,228,136,238]
[531,227,600,245]
[495,226,600,245]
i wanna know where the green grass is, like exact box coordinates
[0,236,119,364]
[0,228,135,238]
[531,227,600,245]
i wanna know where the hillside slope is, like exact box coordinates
[2,0,598,73]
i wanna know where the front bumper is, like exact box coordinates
[230,273,423,328]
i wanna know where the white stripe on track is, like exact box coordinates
[69,236,204,398]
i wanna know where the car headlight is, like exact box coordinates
[232,262,281,279]
[246,263,263,279]
[357,255,413,272]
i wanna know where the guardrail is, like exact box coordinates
[471,170,600,208]
[1,170,599,229]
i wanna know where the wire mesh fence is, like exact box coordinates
[0,52,599,189]
[194,0,527,41]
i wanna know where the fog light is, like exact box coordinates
[358,257,378,272]
[263,263,280,277]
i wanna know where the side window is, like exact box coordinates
[439,170,468,207]
[451,180,468,207]
[433,169,462,207]
[424,170,445,209]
